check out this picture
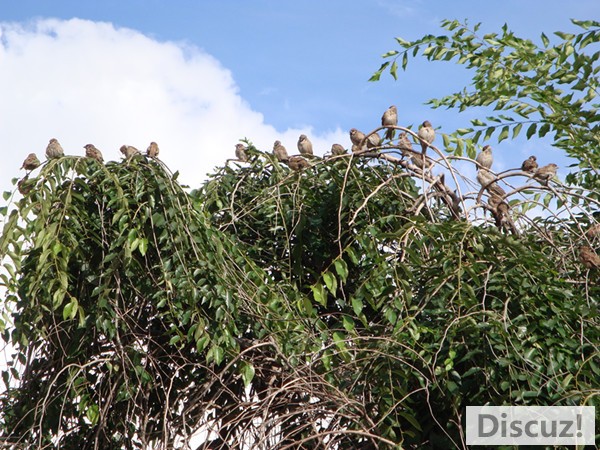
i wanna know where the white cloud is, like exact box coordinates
[0,18,346,192]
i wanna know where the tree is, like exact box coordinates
[1,20,599,449]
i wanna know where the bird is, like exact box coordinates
[476,169,505,196]
[20,153,41,171]
[579,246,600,268]
[146,142,160,158]
[417,121,435,153]
[287,156,310,171]
[349,128,366,151]
[366,132,382,149]
[235,143,248,162]
[488,193,517,234]
[297,134,313,156]
[534,163,558,185]
[17,176,34,196]
[45,138,64,159]
[410,153,432,170]
[585,223,600,239]
[381,105,398,140]
[84,144,104,163]
[273,140,289,162]
[120,145,141,159]
[331,143,346,156]
[397,132,413,154]
[476,145,493,170]
[521,155,538,173]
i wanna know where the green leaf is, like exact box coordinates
[512,122,523,139]
[526,123,537,139]
[323,271,337,294]
[241,362,255,387]
[334,259,349,282]
[497,126,509,143]
[390,60,398,80]
[311,283,327,307]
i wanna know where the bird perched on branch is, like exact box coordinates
[489,193,517,234]
[579,245,600,268]
[521,155,538,173]
[417,121,435,153]
[84,144,104,163]
[476,145,493,170]
[381,105,397,140]
[146,141,160,158]
[477,169,506,197]
[397,132,413,153]
[297,134,313,156]
[534,163,558,185]
[46,138,64,159]
[235,143,248,162]
[366,132,382,149]
[273,140,289,162]
[331,143,346,156]
[349,128,366,151]
[120,145,141,159]
[410,153,432,170]
[20,153,41,171]
[287,156,310,171]
[586,223,600,239]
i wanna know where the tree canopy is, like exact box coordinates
[0,19,598,449]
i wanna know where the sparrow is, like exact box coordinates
[366,132,382,149]
[381,105,398,140]
[397,132,413,154]
[120,145,141,159]
[521,155,538,173]
[46,138,64,159]
[579,245,600,268]
[297,134,313,156]
[20,153,41,171]
[146,141,160,158]
[84,144,104,163]
[349,128,366,150]
[534,163,558,185]
[17,176,34,196]
[287,156,310,171]
[585,223,600,239]
[273,140,289,162]
[410,153,432,169]
[476,168,505,196]
[235,143,248,162]
[489,193,516,233]
[476,145,493,170]
[331,143,346,156]
[417,121,435,153]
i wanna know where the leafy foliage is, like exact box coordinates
[0,19,599,450]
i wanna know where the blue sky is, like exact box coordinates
[1,1,599,189]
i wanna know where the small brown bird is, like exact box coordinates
[287,155,310,171]
[84,144,104,163]
[17,176,34,196]
[489,193,516,233]
[120,145,141,159]
[534,163,558,185]
[297,134,313,156]
[417,120,435,154]
[331,143,346,156]
[579,245,600,268]
[521,155,538,173]
[235,143,248,162]
[476,145,493,170]
[20,153,41,171]
[476,169,505,196]
[366,132,382,149]
[397,132,413,154]
[273,140,289,162]
[585,223,600,239]
[46,138,64,159]
[146,142,160,158]
[410,153,432,169]
[381,105,398,140]
[349,128,366,150]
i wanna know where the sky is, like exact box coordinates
[1,1,599,192]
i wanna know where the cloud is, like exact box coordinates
[0,18,346,192]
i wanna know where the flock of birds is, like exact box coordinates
[19,139,160,171]
[14,105,598,269]
[232,104,598,269]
